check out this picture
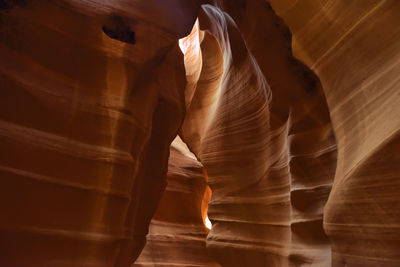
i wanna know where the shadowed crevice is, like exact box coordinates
[102,15,136,44]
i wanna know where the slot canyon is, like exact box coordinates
[0,0,399,266]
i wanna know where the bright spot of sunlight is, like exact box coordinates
[205,216,212,230]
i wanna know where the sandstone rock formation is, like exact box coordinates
[266,1,400,266]
[134,137,219,267]
[180,3,336,266]
[1,0,400,266]
[0,1,198,266]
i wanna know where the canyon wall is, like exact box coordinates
[180,1,400,266]
[134,137,219,267]
[0,0,199,266]
[266,1,400,266]
[180,4,336,266]
[1,0,399,266]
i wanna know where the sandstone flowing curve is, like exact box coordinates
[0,0,199,266]
[180,3,336,266]
[1,0,400,266]
[265,1,400,265]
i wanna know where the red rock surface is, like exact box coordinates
[266,1,400,266]
[0,1,197,266]
[134,137,219,267]
[180,4,336,266]
[1,0,400,266]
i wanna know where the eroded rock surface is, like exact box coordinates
[266,1,400,266]
[180,4,336,266]
[1,0,400,266]
[0,1,199,266]
[134,137,219,267]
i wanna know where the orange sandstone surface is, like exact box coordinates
[0,0,399,266]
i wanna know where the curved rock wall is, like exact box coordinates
[0,1,198,266]
[265,1,400,266]
[134,137,219,267]
[1,0,399,266]
[181,3,336,266]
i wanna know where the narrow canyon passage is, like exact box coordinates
[134,137,219,266]
[173,4,336,266]
[0,1,399,267]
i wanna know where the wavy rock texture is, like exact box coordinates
[134,137,219,267]
[180,3,336,266]
[0,1,200,266]
[264,1,400,266]
[1,0,399,266]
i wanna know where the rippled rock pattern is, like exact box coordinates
[1,0,400,266]
[180,3,336,266]
[0,0,199,266]
[266,1,400,266]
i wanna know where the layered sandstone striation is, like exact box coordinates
[1,0,400,266]
[134,137,219,267]
[0,0,199,266]
[180,3,336,266]
[266,1,400,266]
